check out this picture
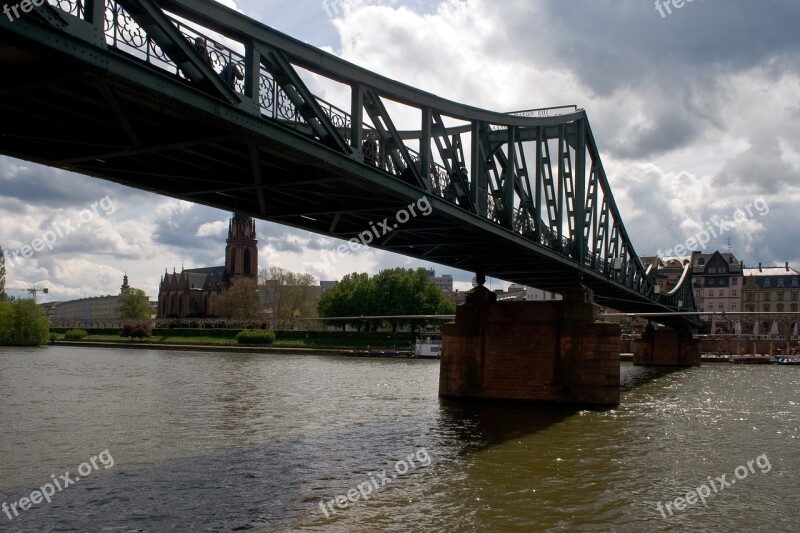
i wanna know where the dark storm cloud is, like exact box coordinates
[742,200,800,267]
[0,158,147,208]
[265,237,305,254]
[504,0,800,92]
[712,135,797,195]
[613,105,705,159]
[492,0,800,158]
[151,204,230,270]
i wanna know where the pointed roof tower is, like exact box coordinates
[225,212,258,280]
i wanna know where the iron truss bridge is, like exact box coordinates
[0,0,699,327]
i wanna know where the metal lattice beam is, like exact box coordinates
[0,0,700,327]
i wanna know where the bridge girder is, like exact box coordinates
[0,0,699,327]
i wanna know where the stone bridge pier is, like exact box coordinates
[439,286,621,406]
[632,324,701,366]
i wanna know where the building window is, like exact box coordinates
[709,267,716,273]
[763,304,771,312]
[793,278,799,288]
[695,291,700,299]
[732,290,737,297]
[746,293,755,301]
[765,293,771,302]
[792,304,798,312]
[732,303,737,310]
[719,303,724,310]
[707,290,713,298]
[793,292,798,301]
[708,278,715,286]
[778,279,785,288]
[779,292,785,301]
[719,290,724,297]
[764,279,771,288]
[732,278,738,285]
[777,304,785,312]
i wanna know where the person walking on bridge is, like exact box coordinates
[193,37,212,65]
[445,167,470,207]
[221,61,244,90]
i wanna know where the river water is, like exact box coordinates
[0,346,797,532]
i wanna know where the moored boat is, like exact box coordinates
[729,355,773,364]
[339,348,410,358]
[413,337,442,359]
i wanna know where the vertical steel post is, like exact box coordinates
[470,120,481,211]
[244,41,261,102]
[574,118,586,265]
[350,83,363,154]
[534,128,543,241]
[505,126,516,228]
[421,107,432,190]
[557,126,565,250]
[85,0,105,28]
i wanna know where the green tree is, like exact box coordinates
[317,272,373,331]
[118,288,151,320]
[318,268,456,332]
[372,268,455,331]
[0,244,6,302]
[0,298,50,346]
[212,278,261,320]
[0,299,12,343]
[260,267,317,330]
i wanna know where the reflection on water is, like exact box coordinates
[0,347,797,532]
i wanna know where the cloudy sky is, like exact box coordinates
[2,0,799,303]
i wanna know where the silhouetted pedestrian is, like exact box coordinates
[362,132,379,167]
[193,37,212,65]
[221,61,243,90]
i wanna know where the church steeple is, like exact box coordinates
[225,212,258,280]
[120,273,130,293]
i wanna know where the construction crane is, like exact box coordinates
[10,286,49,303]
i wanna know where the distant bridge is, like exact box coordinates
[0,0,698,327]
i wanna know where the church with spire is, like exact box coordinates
[157,213,258,318]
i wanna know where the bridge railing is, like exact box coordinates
[86,0,468,200]
[37,0,696,318]
[40,2,548,233]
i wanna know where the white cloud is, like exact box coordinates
[197,220,228,238]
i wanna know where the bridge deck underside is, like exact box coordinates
[0,33,682,322]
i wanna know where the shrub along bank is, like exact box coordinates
[50,328,420,347]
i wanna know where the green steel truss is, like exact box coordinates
[0,0,698,326]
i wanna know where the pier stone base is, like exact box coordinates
[632,325,701,366]
[439,287,620,406]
